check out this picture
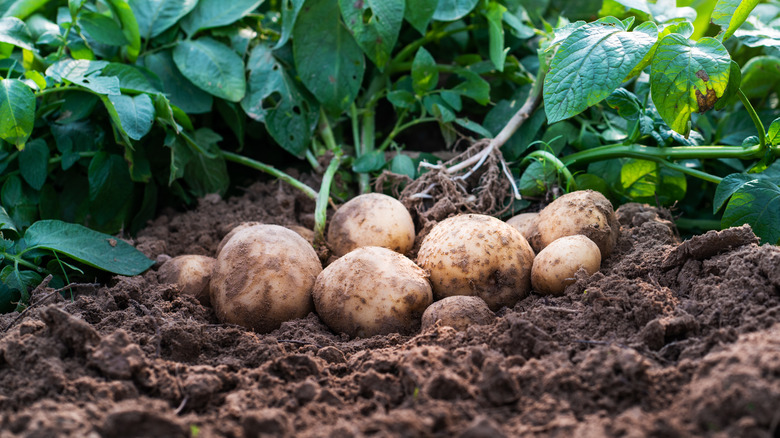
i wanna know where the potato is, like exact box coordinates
[158,255,216,306]
[217,222,314,256]
[210,224,322,333]
[327,193,415,257]
[506,212,539,242]
[421,296,494,331]
[313,246,432,338]
[416,214,535,311]
[529,190,619,257]
[531,235,601,296]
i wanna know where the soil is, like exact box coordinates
[1,180,780,438]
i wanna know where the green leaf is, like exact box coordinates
[102,63,162,94]
[452,70,489,105]
[144,51,213,114]
[650,35,730,136]
[722,179,780,245]
[241,43,319,157]
[182,129,229,197]
[767,117,780,147]
[105,0,142,62]
[293,0,365,113]
[390,153,415,178]
[712,0,760,41]
[274,0,304,49]
[484,2,507,72]
[24,220,154,275]
[0,17,35,51]
[0,205,18,235]
[181,0,263,35]
[387,90,416,109]
[0,0,47,20]
[0,78,34,149]
[352,149,386,173]
[339,0,403,70]
[128,0,198,39]
[404,0,436,34]
[411,47,438,95]
[216,100,245,149]
[433,0,479,21]
[1,175,37,229]
[454,118,492,138]
[18,138,48,190]
[99,95,134,146]
[106,94,155,140]
[739,56,780,100]
[78,11,127,46]
[519,160,557,197]
[714,60,741,111]
[544,19,658,124]
[173,38,246,102]
[46,59,121,95]
[620,159,686,204]
[88,152,133,225]
[600,0,651,16]
[713,173,756,213]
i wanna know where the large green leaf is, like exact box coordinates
[241,43,318,157]
[339,0,404,70]
[722,179,780,245]
[620,159,686,205]
[433,0,479,21]
[105,0,142,62]
[102,63,162,94]
[739,56,780,100]
[18,137,48,190]
[46,59,121,95]
[411,47,437,95]
[0,78,34,149]
[293,0,364,113]
[0,0,47,19]
[768,117,780,147]
[650,34,730,136]
[128,0,197,39]
[23,220,154,275]
[713,173,756,213]
[711,0,760,41]
[181,0,263,35]
[274,0,304,49]
[106,94,155,140]
[173,38,246,102]
[78,11,127,46]
[404,0,436,34]
[0,16,34,50]
[544,18,658,124]
[143,51,213,114]
[484,1,507,72]
[182,129,229,197]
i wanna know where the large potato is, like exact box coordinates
[210,224,322,333]
[416,214,535,311]
[217,222,313,256]
[327,193,415,257]
[421,296,494,331]
[529,190,619,257]
[158,255,216,306]
[313,246,432,338]
[531,235,601,296]
[506,212,539,243]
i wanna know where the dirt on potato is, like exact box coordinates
[1,178,780,438]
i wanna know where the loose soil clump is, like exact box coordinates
[1,179,779,437]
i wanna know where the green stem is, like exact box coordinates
[378,116,437,151]
[318,109,339,151]
[358,107,375,194]
[390,24,480,67]
[305,149,321,171]
[738,89,766,149]
[350,104,361,154]
[520,151,577,190]
[562,143,764,168]
[221,151,318,200]
[6,251,45,272]
[314,153,342,245]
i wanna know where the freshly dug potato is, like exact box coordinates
[210,224,322,333]
[313,246,432,338]
[217,222,314,256]
[416,214,535,311]
[158,255,216,306]
[506,212,539,242]
[327,193,415,257]
[531,235,601,296]
[421,296,495,331]
[529,190,619,257]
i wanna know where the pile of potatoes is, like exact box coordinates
[157,190,619,339]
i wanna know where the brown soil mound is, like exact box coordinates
[1,181,779,437]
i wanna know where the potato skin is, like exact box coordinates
[416,214,535,311]
[421,296,494,331]
[217,222,313,256]
[158,255,216,306]
[506,212,539,243]
[327,193,415,257]
[531,235,601,296]
[529,190,619,257]
[210,224,322,333]
[313,246,433,338]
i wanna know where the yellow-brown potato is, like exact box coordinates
[313,246,432,338]
[531,235,601,296]
[421,296,495,331]
[506,212,539,243]
[416,214,535,311]
[327,193,415,257]
[529,190,619,257]
[158,255,216,306]
[210,224,322,333]
[217,222,314,256]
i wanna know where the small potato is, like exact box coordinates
[217,222,314,256]
[421,296,494,331]
[531,235,601,296]
[416,214,535,311]
[313,246,433,338]
[210,224,322,333]
[506,212,539,242]
[158,255,216,306]
[529,190,619,257]
[327,193,415,257]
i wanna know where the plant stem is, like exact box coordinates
[378,117,437,152]
[221,151,318,200]
[318,109,339,151]
[358,107,375,194]
[562,143,763,168]
[520,151,577,190]
[390,24,480,66]
[314,153,342,245]
[738,89,766,149]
